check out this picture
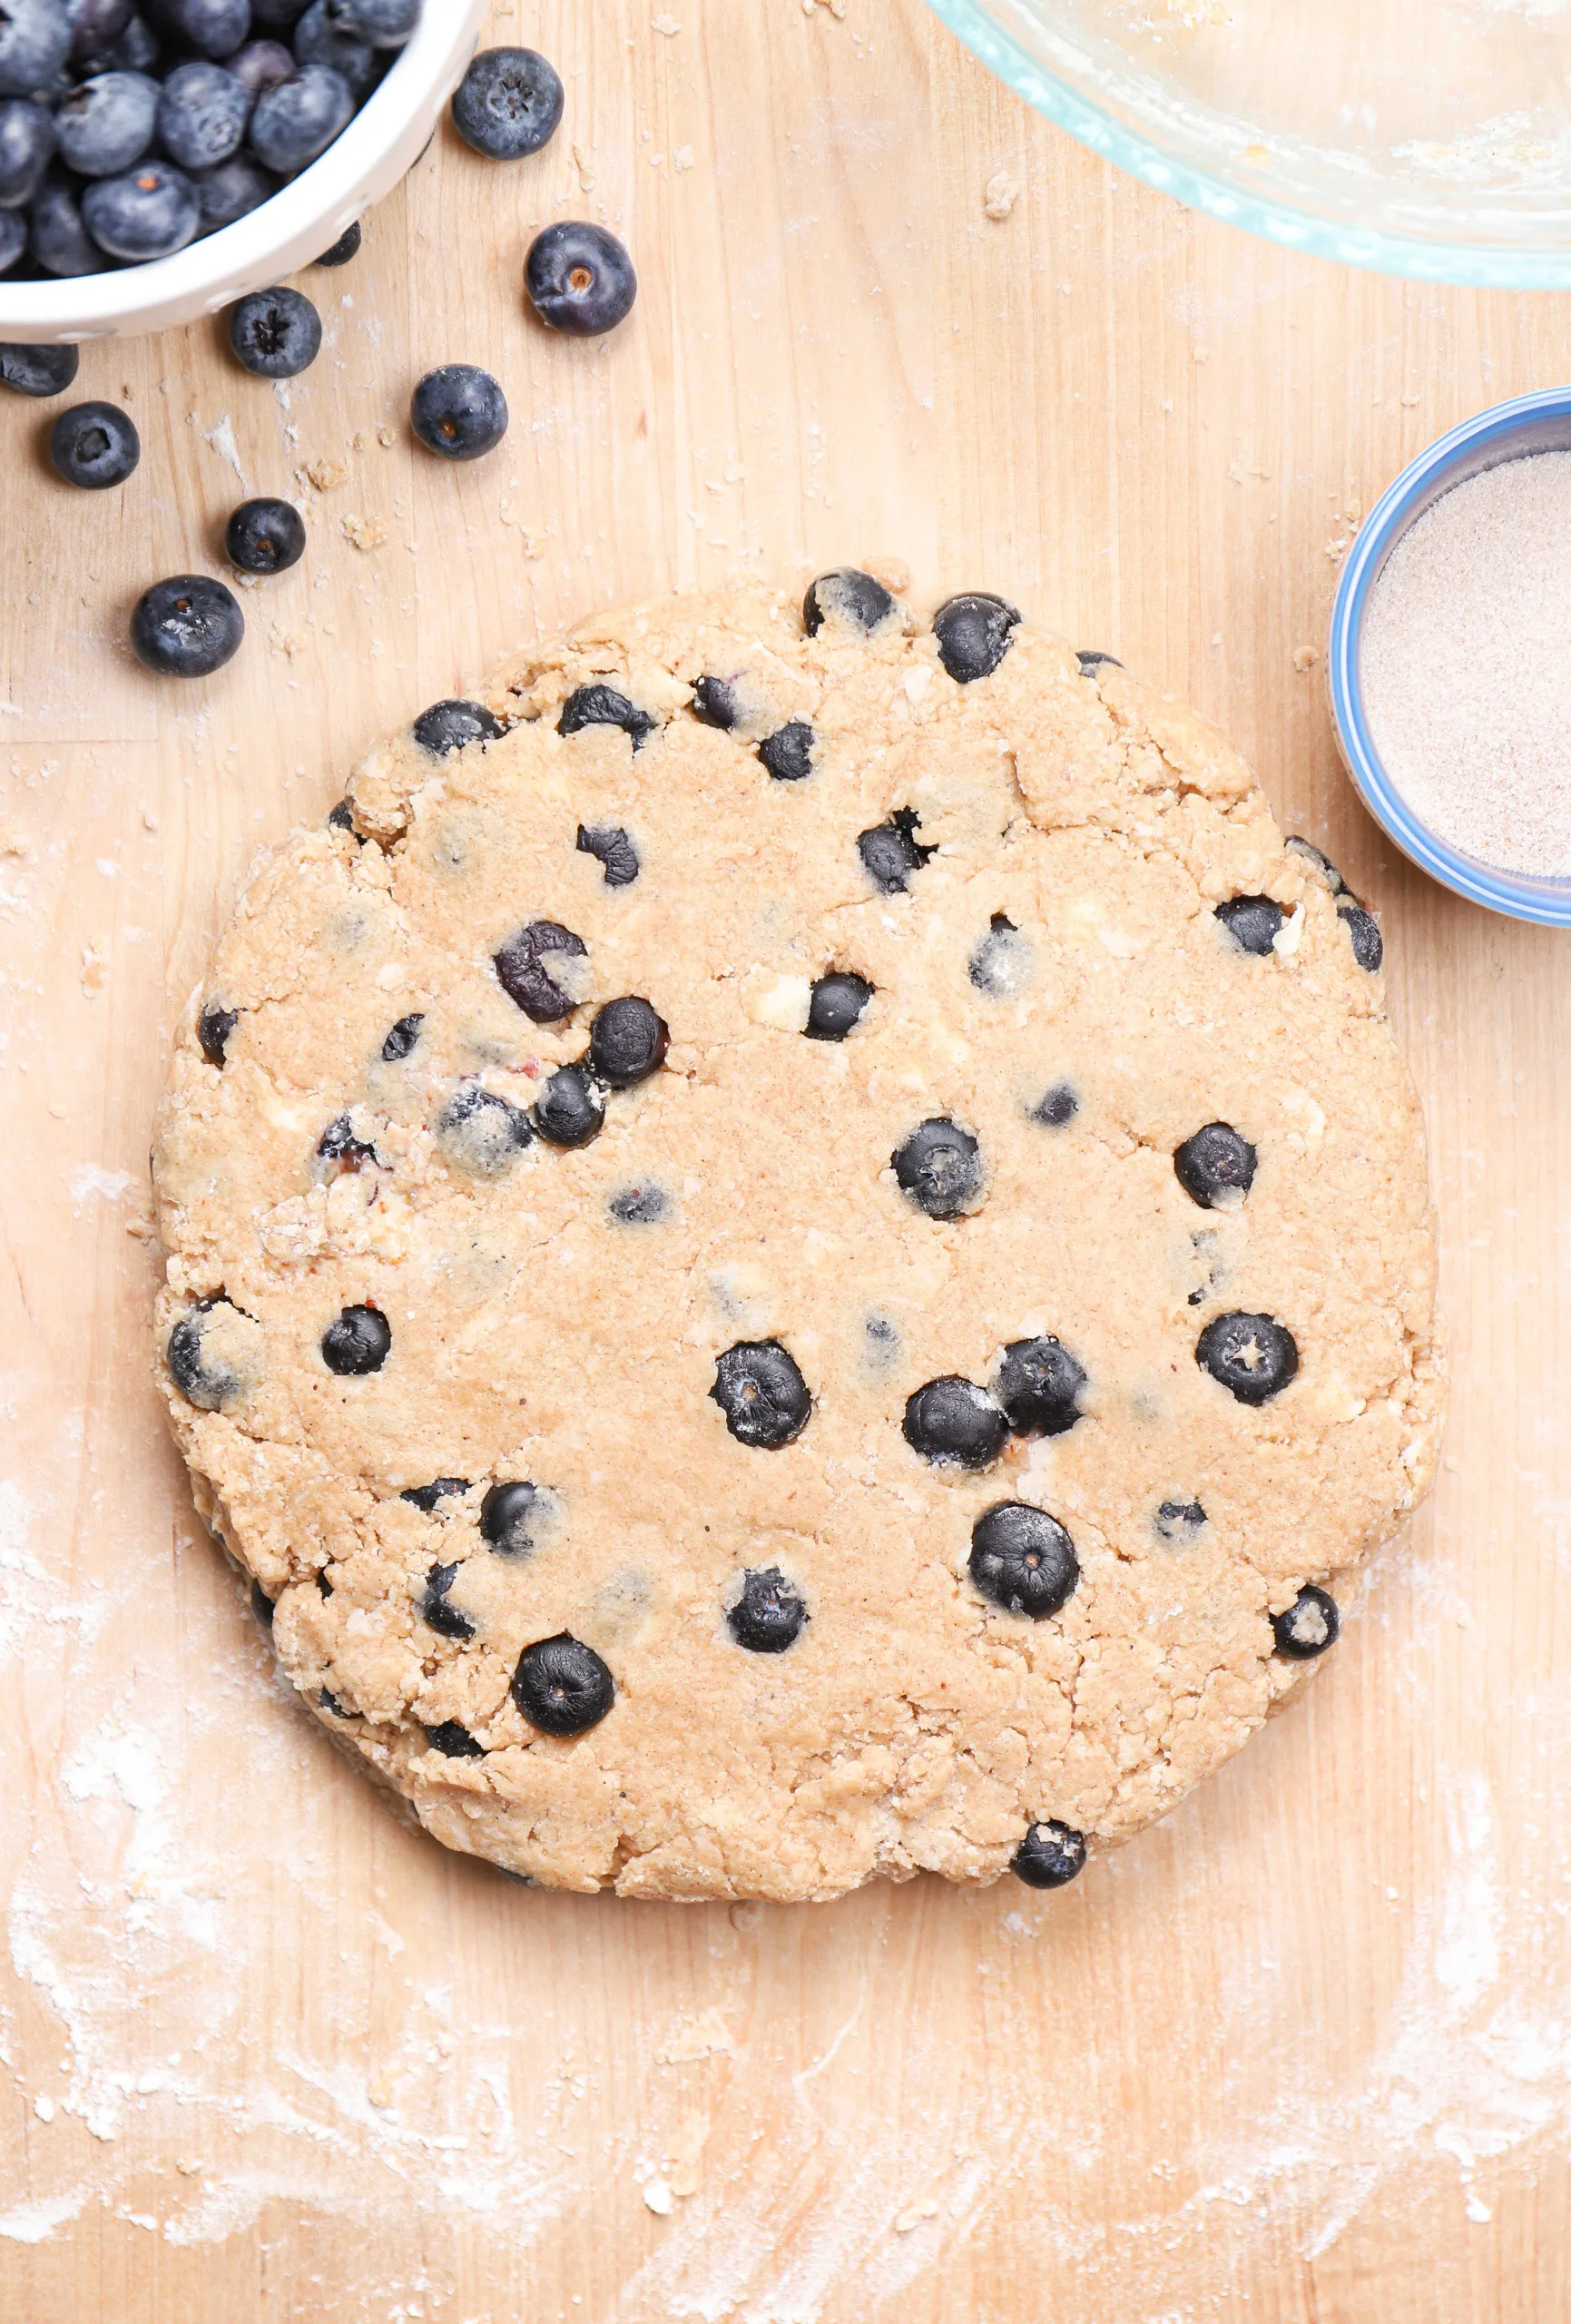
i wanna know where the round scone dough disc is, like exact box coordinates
[152,575,1446,1903]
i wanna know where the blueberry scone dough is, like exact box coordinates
[152,575,1445,1903]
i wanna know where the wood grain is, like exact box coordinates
[3,5,1570,2318]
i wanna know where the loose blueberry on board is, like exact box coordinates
[197,999,237,1063]
[1075,649,1122,675]
[400,1475,469,1512]
[409,362,508,460]
[968,912,1029,998]
[312,214,359,264]
[588,995,669,1088]
[229,286,322,377]
[757,720,815,782]
[153,0,250,59]
[1173,1121,1257,1211]
[494,919,588,1024]
[250,63,355,174]
[435,1082,534,1177]
[533,1062,605,1148]
[902,1376,1008,1471]
[191,153,277,230]
[54,70,159,176]
[1029,1080,1078,1128]
[891,1117,982,1219]
[412,696,503,755]
[726,1567,808,1655]
[424,1719,484,1758]
[511,1633,614,1737]
[711,1340,812,1450]
[1284,834,1344,893]
[30,172,102,274]
[480,1480,540,1557]
[155,60,249,170]
[1196,1311,1300,1404]
[49,399,141,488]
[83,160,200,258]
[167,1295,261,1410]
[228,39,297,98]
[804,970,872,1041]
[1154,1499,1207,1543]
[607,1181,667,1226]
[856,807,933,894]
[932,591,1020,684]
[130,575,244,677]
[293,2,378,96]
[419,1559,475,1640]
[321,1303,391,1375]
[995,1336,1085,1437]
[969,1502,1080,1620]
[1011,1820,1087,1890]
[379,1012,421,1060]
[525,219,637,336]
[802,566,895,636]
[1272,1583,1340,1660]
[451,44,563,159]
[0,1,72,96]
[557,682,657,749]
[225,495,305,575]
[1214,894,1286,956]
[0,98,55,208]
[68,0,136,66]
[575,823,640,887]
[689,674,739,729]
[1338,901,1384,971]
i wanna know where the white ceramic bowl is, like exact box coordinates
[0,0,486,344]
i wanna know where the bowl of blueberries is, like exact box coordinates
[0,0,486,340]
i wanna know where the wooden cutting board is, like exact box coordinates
[3,4,1568,2317]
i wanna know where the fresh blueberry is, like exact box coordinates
[250,0,310,24]
[758,720,814,782]
[1272,1583,1340,1660]
[525,219,636,336]
[29,172,101,274]
[903,1377,1007,1470]
[191,153,277,228]
[804,970,871,1041]
[380,1012,421,1060]
[452,44,563,158]
[588,996,668,1088]
[1196,1312,1299,1404]
[413,696,503,755]
[227,36,295,96]
[249,63,354,173]
[93,10,160,70]
[995,1336,1085,1437]
[420,1559,475,1640]
[156,62,250,171]
[325,0,417,44]
[712,1340,812,1450]
[321,1303,390,1375]
[932,591,1019,684]
[1154,1499,1207,1543]
[576,822,639,887]
[480,1480,541,1558]
[131,575,244,677]
[56,70,158,180]
[409,362,508,460]
[225,495,304,574]
[435,1082,533,1177]
[689,674,738,729]
[494,920,587,1023]
[424,1718,484,1758]
[1011,1820,1086,1889]
[0,1,71,96]
[969,1502,1079,1620]
[558,682,656,749]
[0,205,24,267]
[400,1475,468,1512]
[229,286,321,377]
[891,1117,981,1219]
[292,2,378,98]
[315,1112,378,1171]
[197,999,237,1062]
[802,567,895,636]
[67,0,135,64]
[150,0,250,58]
[83,162,200,260]
[311,213,358,264]
[1029,1080,1077,1128]
[726,1567,807,1654]
[49,399,141,489]
[167,1295,261,1409]
[607,1181,666,1226]
[1075,649,1121,675]
[857,807,933,894]
[1173,1122,1257,1211]
[534,1063,604,1148]
[0,96,54,205]
[512,1633,614,1736]
[1215,895,1285,956]
[1339,901,1383,972]
[1285,835,1344,894]
[0,338,79,394]
[968,912,1030,998]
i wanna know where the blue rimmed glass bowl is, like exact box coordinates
[1328,388,1571,929]
[925,0,1571,290]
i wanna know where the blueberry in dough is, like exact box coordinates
[891,1117,981,1219]
[902,1377,1008,1470]
[327,799,358,836]
[1196,1311,1299,1404]
[1075,650,1121,675]
[711,1340,812,1449]
[608,1181,667,1226]
[424,1720,485,1758]
[758,720,815,782]
[726,1566,807,1654]
[321,1304,391,1375]
[317,1113,378,1171]
[480,1481,541,1557]
[804,970,871,1041]
[494,920,588,1023]
[1285,835,1344,893]
[420,1560,475,1640]
[413,698,503,756]
[1011,1820,1087,1889]
[576,822,640,887]
[968,912,1029,998]
[1029,1081,1077,1128]
[1215,895,1285,956]
[511,1633,614,1735]
[198,1000,237,1065]
[1154,1499,1207,1543]
[588,996,669,1088]
[932,591,1020,684]
[436,1083,534,1176]
[690,674,739,729]
[380,1012,423,1061]
[401,1477,470,1513]
[557,683,656,749]
[802,567,896,636]
[168,1295,262,1411]
[250,1580,274,1630]
[1339,901,1383,972]
[1272,1584,1340,1660]
[995,1336,1085,1437]
[1173,1122,1257,1211]
[857,807,933,894]
[969,1502,1080,1620]
[534,1063,605,1148]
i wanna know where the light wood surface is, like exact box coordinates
[4,5,1570,2318]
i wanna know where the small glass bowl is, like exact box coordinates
[1328,388,1571,930]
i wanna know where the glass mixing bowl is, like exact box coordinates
[927,0,1571,287]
